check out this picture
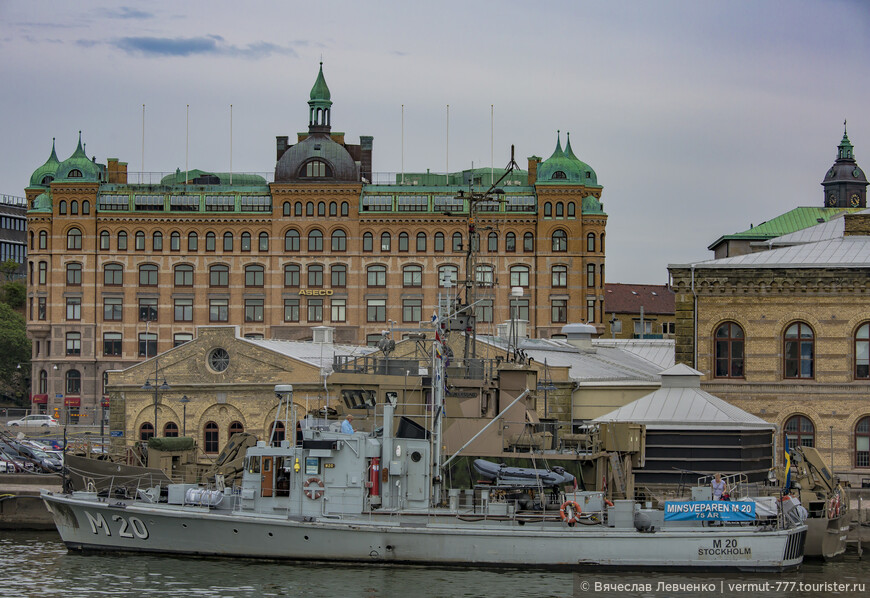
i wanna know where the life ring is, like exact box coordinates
[560,500,581,525]
[827,495,841,519]
[604,499,614,507]
[303,477,325,500]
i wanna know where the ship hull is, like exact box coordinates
[804,514,848,559]
[43,491,805,571]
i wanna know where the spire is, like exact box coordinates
[49,137,58,163]
[71,130,87,159]
[564,131,579,161]
[308,62,333,133]
[547,130,565,160]
[838,119,854,160]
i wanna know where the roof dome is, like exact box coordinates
[55,132,102,182]
[29,139,60,188]
[274,133,359,182]
[31,192,53,213]
[536,132,598,185]
[581,194,604,214]
[823,129,867,185]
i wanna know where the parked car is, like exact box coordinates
[6,414,59,428]
[0,446,34,472]
[6,441,62,473]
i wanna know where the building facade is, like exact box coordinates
[24,65,607,423]
[602,283,675,339]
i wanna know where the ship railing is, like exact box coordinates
[696,472,749,500]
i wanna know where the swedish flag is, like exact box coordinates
[783,436,792,492]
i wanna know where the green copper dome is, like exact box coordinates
[310,62,331,102]
[55,132,102,182]
[581,194,604,214]
[29,139,60,188]
[31,191,53,213]
[536,131,598,186]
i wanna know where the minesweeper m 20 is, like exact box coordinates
[42,386,806,571]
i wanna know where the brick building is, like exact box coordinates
[602,283,675,339]
[24,64,607,423]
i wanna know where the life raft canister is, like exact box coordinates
[560,500,581,525]
[303,477,325,500]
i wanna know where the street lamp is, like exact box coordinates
[179,395,190,437]
[142,358,171,438]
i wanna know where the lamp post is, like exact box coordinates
[180,395,190,437]
[141,356,171,439]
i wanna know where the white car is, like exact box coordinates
[6,414,59,428]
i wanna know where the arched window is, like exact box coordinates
[307,264,323,287]
[552,230,567,252]
[241,232,252,251]
[523,232,534,252]
[39,230,48,250]
[329,201,337,216]
[317,201,326,216]
[223,232,233,251]
[67,228,82,250]
[66,263,82,286]
[295,202,303,217]
[488,232,498,252]
[65,369,81,395]
[340,202,349,217]
[283,202,291,217]
[259,232,269,251]
[98,230,110,250]
[600,233,605,253]
[587,233,595,252]
[398,232,409,252]
[403,265,423,287]
[331,229,347,251]
[68,169,82,178]
[434,232,445,252]
[188,232,198,251]
[70,201,78,215]
[308,229,323,251]
[784,322,814,379]
[416,232,426,252]
[552,265,567,288]
[856,417,870,467]
[229,421,244,437]
[59,200,67,215]
[556,202,564,217]
[139,264,158,286]
[551,171,566,180]
[153,231,163,251]
[104,264,123,286]
[170,231,180,251]
[284,264,300,287]
[82,201,90,215]
[363,232,373,251]
[284,229,300,251]
[331,264,347,287]
[452,232,463,252]
[164,422,179,437]
[39,369,47,394]
[544,202,552,217]
[367,265,386,287]
[135,231,146,250]
[567,202,576,218]
[245,264,265,287]
[209,264,229,287]
[505,232,516,253]
[270,421,285,447]
[304,161,330,178]
[438,265,458,287]
[510,265,530,287]
[306,202,314,217]
[204,421,219,453]
[205,232,216,251]
[856,323,870,379]
[175,264,194,286]
[140,422,155,441]
[380,232,391,252]
[715,322,745,378]
[784,415,814,449]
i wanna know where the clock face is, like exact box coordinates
[827,193,837,207]
[851,193,861,207]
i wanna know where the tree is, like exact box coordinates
[1,280,26,310]
[0,302,31,406]
[0,259,20,281]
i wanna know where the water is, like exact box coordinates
[1,530,868,597]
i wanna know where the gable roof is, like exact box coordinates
[706,207,862,250]
[604,283,674,315]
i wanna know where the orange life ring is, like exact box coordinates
[303,477,325,500]
[604,499,614,508]
[827,495,841,519]
[560,500,581,524]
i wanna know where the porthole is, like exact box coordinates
[208,348,230,372]
[411,451,422,463]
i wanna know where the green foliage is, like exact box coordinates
[0,301,30,406]
[1,281,26,309]
[0,259,19,281]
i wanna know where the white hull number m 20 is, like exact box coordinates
[85,511,149,540]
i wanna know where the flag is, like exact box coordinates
[783,436,792,492]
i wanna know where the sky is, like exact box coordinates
[1,0,868,284]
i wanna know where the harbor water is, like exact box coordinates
[2,530,868,597]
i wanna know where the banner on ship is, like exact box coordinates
[664,501,756,521]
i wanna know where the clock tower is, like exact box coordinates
[822,122,868,208]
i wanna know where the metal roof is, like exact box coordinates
[592,339,675,370]
[672,235,870,269]
[706,207,862,250]
[242,338,377,374]
[754,208,870,248]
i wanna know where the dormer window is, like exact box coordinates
[303,160,331,178]
[552,171,567,180]
[68,169,83,178]
[40,175,54,185]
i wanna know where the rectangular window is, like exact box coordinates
[210,298,229,322]
[284,298,300,322]
[551,299,568,324]
[139,298,158,322]
[66,333,81,356]
[103,332,122,357]
[245,298,265,322]
[367,298,386,322]
[307,299,323,322]
[174,333,193,347]
[66,297,81,320]
[98,194,130,211]
[402,298,422,323]
[138,333,157,357]
[38,297,47,320]
[169,195,199,211]
[610,318,622,334]
[174,298,193,322]
[662,322,675,335]
[361,195,392,212]
[505,195,536,213]
[587,299,596,323]
[205,195,235,211]
[476,300,493,324]
[515,299,529,322]
[633,320,653,335]
[396,195,428,212]
[240,195,271,212]
[134,195,164,211]
[331,298,346,323]
[104,297,122,321]
[433,195,464,212]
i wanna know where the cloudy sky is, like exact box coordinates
[1,1,868,284]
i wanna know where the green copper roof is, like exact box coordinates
[536,131,599,186]
[707,206,862,250]
[55,132,102,182]
[838,121,854,160]
[30,191,52,213]
[160,169,267,186]
[310,62,331,102]
[29,138,60,188]
[581,194,605,214]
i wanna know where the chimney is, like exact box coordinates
[276,136,289,161]
[561,323,597,352]
[527,156,541,185]
[843,213,870,236]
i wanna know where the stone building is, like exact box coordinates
[23,64,607,423]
